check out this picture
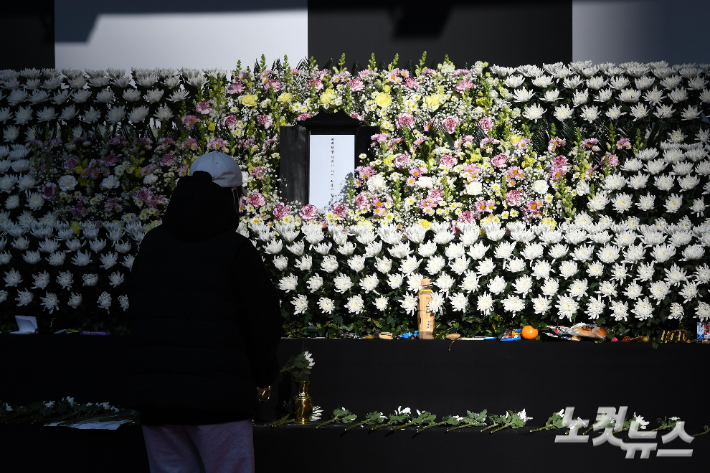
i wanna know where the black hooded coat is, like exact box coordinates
[128,171,281,425]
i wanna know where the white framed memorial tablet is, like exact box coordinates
[308,134,355,209]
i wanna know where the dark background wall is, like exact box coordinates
[308,0,572,69]
[0,2,55,70]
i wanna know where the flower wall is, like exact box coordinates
[0,55,709,337]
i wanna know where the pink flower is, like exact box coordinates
[247,192,266,208]
[297,113,312,121]
[394,154,412,169]
[359,166,374,179]
[331,202,348,218]
[404,78,418,89]
[491,154,508,168]
[348,78,364,92]
[455,79,474,92]
[478,116,495,134]
[355,192,370,210]
[439,155,458,168]
[134,187,152,204]
[63,157,78,169]
[458,210,477,223]
[371,133,390,143]
[223,114,238,129]
[525,200,543,217]
[396,112,415,129]
[41,182,56,200]
[104,154,120,167]
[182,115,199,129]
[427,188,444,203]
[442,116,459,134]
[604,153,619,167]
[552,155,569,171]
[177,165,189,177]
[195,101,212,115]
[308,79,324,91]
[160,154,175,166]
[506,189,523,206]
[350,112,364,121]
[299,204,318,221]
[226,81,245,94]
[264,80,281,92]
[251,166,266,181]
[273,202,291,219]
[257,114,274,129]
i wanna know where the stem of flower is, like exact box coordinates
[390,421,414,432]
[315,417,339,429]
[344,420,366,432]
[490,423,511,434]
[530,426,550,433]
[480,423,499,432]
[271,417,294,428]
[415,421,446,434]
[692,428,709,437]
[370,421,394,431]
[447,423,478,432]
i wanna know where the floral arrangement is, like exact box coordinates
[0,56,709,340]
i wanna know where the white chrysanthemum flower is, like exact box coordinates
[610,300,629,321]
[389,242,412,259]
[449,292,468,312]
[360,274,379,292]
[128,106,150,123]
[487,275,507,294]
[696,302,710,321]
[553,104,574,121]
[568,279,588,300]
[683,245,704,260]
[468,242,489,259]
[23,250,41,264]
[512,275,533,295]
[531,296,550,315]
[449,257,469,275]
[532,260,552,279]
[40,292,59,313]
[427,291,445,313]
[118,295,129,312]
[278,274,298,292]
[97,291,112,312]
[317,297,335,314]
[556,296,578,320]
[287,241,305,256]
[476,292,494,315]
[67,292,82,309]
[32,270,50,289]
[580,105,599,122]
[502,295,525,314]
[548,244,569,259]
[669,303,684,320]
[306,274,323,293]
[559,261,578,278]
[652,244,676,263]
[425,256,446,275]
[624,282,643,300]
[348,255,366,272]
[333,273,353,293]
[475,258,494,277]
[291,295,309,315]
[586,296,605,319]
[521,243,544,260]
[320,255,338,273]
[399,295,418,314]
[121,255,135,270]
[82,273,98,287]
[572,244,594,262]
[336,242,355,256]
[271,255,288,271]
[664,264,687,286]
[597,280,617,298]
[695,264,710,284]
[611,193,633,213]
[461,270,479,292]
[374,256,392,274]
[16,289,34,307]
[387,273,404,289]
[108,271,124,287]
[55,271,73,289]
[401,256,422,274]
[4,268,23,287]
[523,104,545,121]
[631,297,654,320]
[630,103,649,119]
[679,282,699,303]
[375,296,388,311]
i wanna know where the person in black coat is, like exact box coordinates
[128,151,281,473]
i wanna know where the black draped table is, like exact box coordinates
[1,335,708,472]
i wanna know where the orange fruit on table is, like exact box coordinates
[521,325,538,340]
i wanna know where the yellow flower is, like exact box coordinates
[239,94,258,107]
[541,217,557,229]
[424,94,444,111]
[277,93,292,104]
[374,92,392,108]
[320,89,337,105]
[70,221,81,236]
[207,121,215,132]
[509,134,523,146]
[521,155,536,168]
[383,155,394,166]
[418,219,432,229]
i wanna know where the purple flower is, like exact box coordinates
[42,182,57,200]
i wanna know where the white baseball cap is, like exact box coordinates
[189,151,243,188]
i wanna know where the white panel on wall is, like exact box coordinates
[573,0,710,65]
[55,7,307,73]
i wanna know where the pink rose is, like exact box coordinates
[308,79,324,91]
[350,112,364,121]
[455,79,474,92]
[396,113,414,129]
[427,188,444,203]
[297,113,312,121]
[104,154,120,167]
[257,114,274,129]
[354,192,370,210]
[348,78,364,92]
[195,101,212,115]
[506,189,523,206]
[442,116,459,134]
[479,116,494,134]
[394,154,412,169]
[439,155,458,168]
[160,154,175,166]
[226,82,245,94]
[552,155,569,171]
[223,114,238,129]
[264,80,281,92]
[299,204,318,221]
[491,154,508,168]
[404,78,418,89]
[273,203,291,219]
[332,202,348,218]
[247,192,266,208]
[605,153,619,167]
[458,210,476,223]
